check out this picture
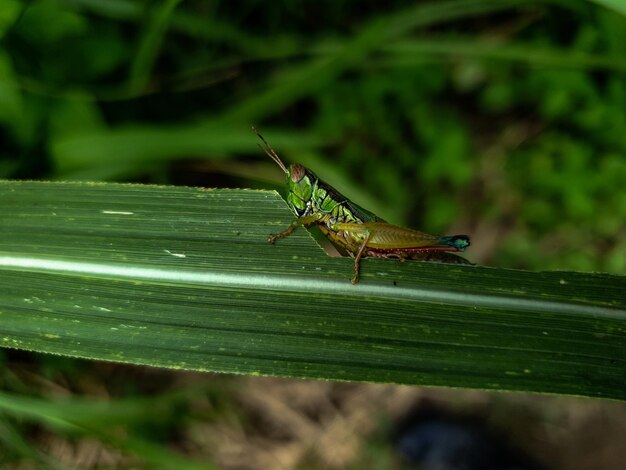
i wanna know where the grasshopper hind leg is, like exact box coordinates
[351,232,371,285]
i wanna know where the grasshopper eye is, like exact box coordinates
[290,164,305,183]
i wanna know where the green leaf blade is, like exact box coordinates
[0,181,624,399]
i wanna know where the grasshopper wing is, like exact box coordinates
[339,222,468,250]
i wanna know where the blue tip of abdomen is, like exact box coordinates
[439,235,470,251]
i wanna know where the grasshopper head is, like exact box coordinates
[254,127,315,216]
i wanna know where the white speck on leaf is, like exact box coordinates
[164,249,186,258]
[94,306,112,312]
[101,210,134,215]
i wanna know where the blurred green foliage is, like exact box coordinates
[1,0,625,273]
[1,1,626,467]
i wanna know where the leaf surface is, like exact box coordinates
[0,181,624,399]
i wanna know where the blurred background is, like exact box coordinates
[1,0,625,468]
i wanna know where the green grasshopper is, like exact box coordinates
[255,129,470,284]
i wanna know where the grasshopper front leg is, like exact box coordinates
[268,213,323,244]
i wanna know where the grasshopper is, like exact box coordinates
[255,128,471,284]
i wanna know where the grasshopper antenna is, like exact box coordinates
[252,126,288,174]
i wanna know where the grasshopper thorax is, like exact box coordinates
[286,164,316,216]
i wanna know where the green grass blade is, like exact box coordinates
[588,0,626,16]
[51,127,320,178]
[0,391,215,470]
[0,181,624,400]
[381,40,626,72]
[127,0,183,94]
